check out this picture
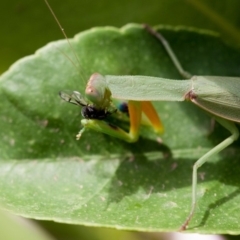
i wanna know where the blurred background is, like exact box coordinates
[1,0,240,74]
[1,0,240,239]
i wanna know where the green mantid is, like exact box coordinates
[45,0,240,231]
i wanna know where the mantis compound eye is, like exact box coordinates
[85,73,105,97]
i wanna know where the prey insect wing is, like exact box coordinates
[59,90,88,106]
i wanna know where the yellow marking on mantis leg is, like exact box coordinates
[141,101,164,133]
[128,101,142,142]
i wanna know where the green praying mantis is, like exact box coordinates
[45,0,240,231]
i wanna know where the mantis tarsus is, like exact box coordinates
[45,0,240,231]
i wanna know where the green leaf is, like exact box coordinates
[1,24,240,233]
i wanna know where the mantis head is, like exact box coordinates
[85,73,112,110]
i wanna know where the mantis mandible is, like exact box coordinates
[45,0,240,231]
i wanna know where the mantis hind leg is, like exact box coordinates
[78,101,163,142]
[144,24,192,79]
[180,117,239,231]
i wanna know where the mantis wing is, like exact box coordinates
[191,76,240,123]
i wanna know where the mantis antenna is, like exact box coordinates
[44,0,85,81]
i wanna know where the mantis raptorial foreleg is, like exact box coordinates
[79,101,163,142]
[141,101,163,133]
